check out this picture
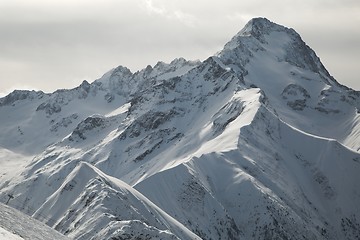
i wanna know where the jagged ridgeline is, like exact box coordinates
[0,18,360,240]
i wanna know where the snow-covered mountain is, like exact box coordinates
[1,17,360,239]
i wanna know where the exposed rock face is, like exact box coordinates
[282,84,310,110]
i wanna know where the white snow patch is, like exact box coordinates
[0,226,23,240]
[105,102,131,117]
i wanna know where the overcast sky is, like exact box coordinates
[0,0,359,96]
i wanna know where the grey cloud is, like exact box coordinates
[0,0,359,95]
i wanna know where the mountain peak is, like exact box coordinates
[227,17,294,45]
[242,17,275,33]
[244,17,280,30]
[220,17,336,81]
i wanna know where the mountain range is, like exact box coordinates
[0,17,359,240]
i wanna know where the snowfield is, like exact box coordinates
[0,17,359,239]
[0,202,69,240]
[0,226,23,240]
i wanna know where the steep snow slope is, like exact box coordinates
[136,102,360,239]
[0,147,30,187]
[1,160,199,239]
[218,17,360,151]
[35,162,199,239]
[0,59,200,156]
[0,86,124,155]
[0,17,360,239]
[0,227,23,240]
[0,202,69,240]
